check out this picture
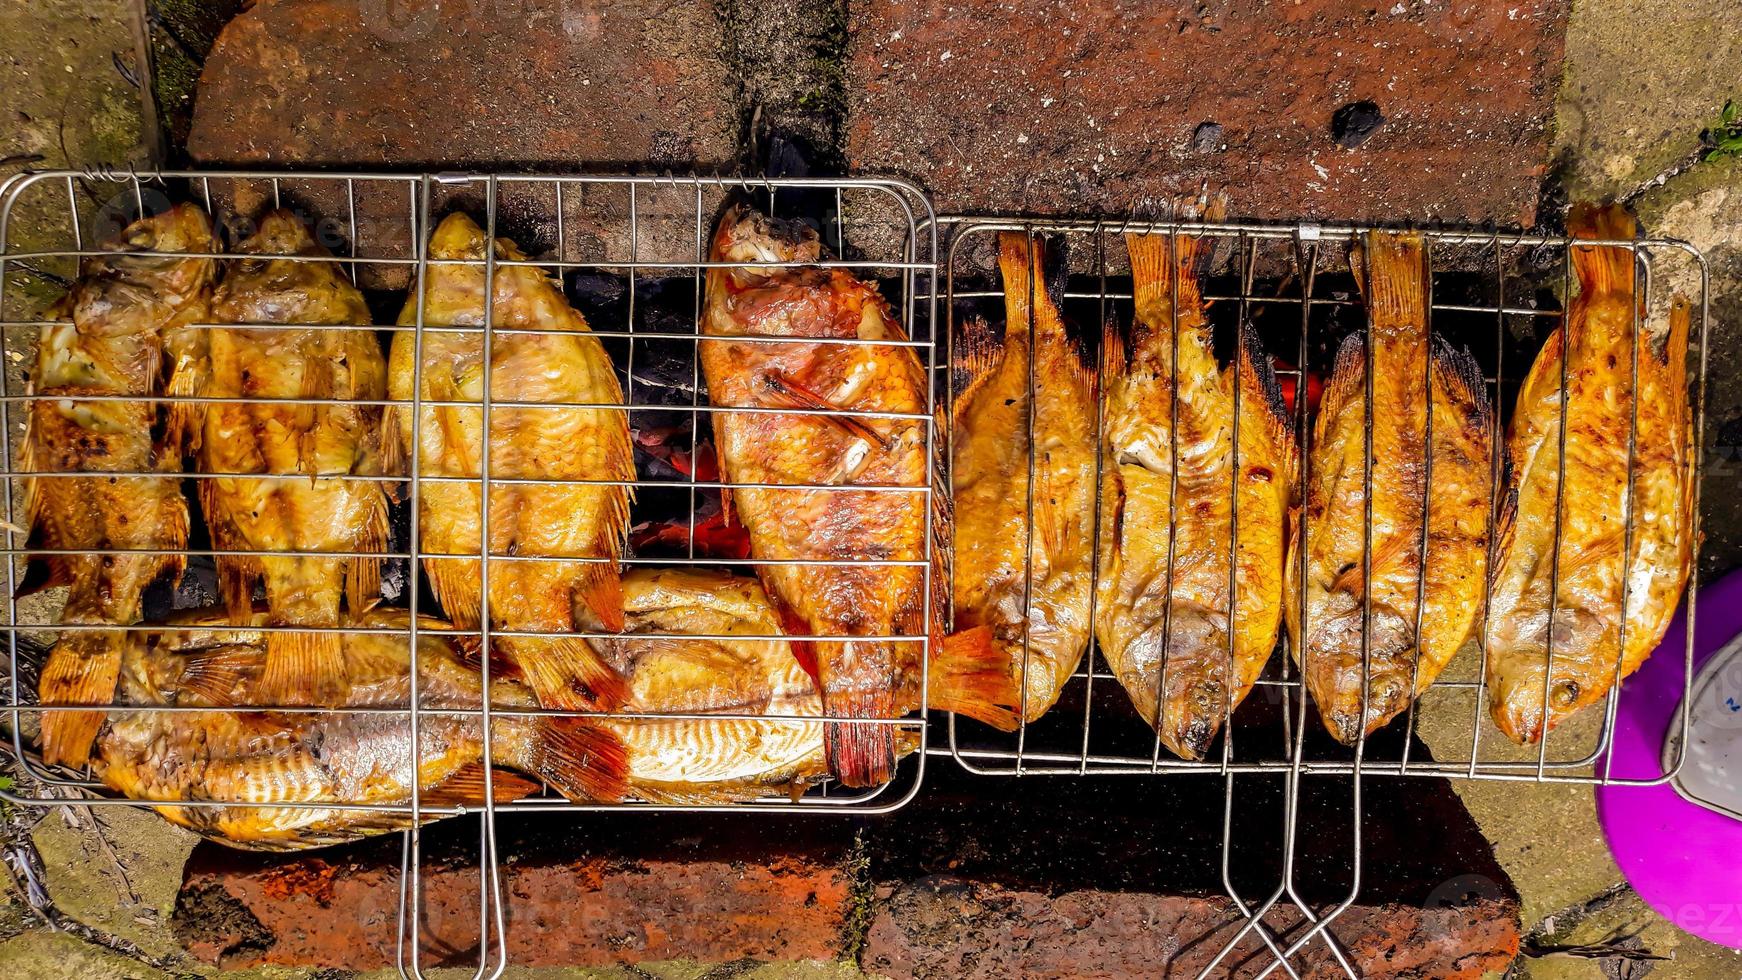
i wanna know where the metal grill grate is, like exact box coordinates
[0,169,938,977]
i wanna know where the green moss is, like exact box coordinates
[835,831,873,964]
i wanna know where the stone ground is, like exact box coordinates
[2,0,1741,977]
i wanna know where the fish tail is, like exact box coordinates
[524,717,629,803]
[256,627,347,706]
[502,635,628,711]
[997,231,1069,347]
[1567,202,1638,298]
[1125,192,1225,329]
[823,681,899,789]
[1354,231,1429,337]
[38,627,127,768]
[926,626,1020,731]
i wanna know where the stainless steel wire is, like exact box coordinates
[0,169,939,978]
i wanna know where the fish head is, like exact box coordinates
[1305,599,1417,744]
[1487,607,1612,745]
[711,204,823,284]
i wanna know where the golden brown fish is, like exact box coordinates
[27,203,216,768]
[591,568,832,802]
[1485,204,1695,743]
[701,205,935,788]
[387,212,632,712]
[197,210,392,706]
[944,232,1096,728]
[91,609,626,851]
[1286,232,1493,743]
[1096,214,1297,759]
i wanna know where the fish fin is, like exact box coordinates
[1099,317,1128,384]
[14,552,71,599]
[997,231,1070,347]
[504,635,628,711]
[175,645,261,707]
[197,478,260,620]
[1430,336,1492,428]
[759,371,891,450]
[427,557,482,630]
[163,349,204,456]
[774,601,821,686]
[378,404,406,491]
[1237,320,1296,465]
[1317,333,1368,429]
[718,483,735,530]
[529,718,629,803]
[1510,326,1566,469]
[421,764,542,807]
[926,626,1020,731]
[1567,202,1638,298]
[823,680,899,789]
[574,562,627,635]
[37,629,126,769]
[952,315,1005,402]
[256,629,347,707]
[345,486,390,615]
[1330,532,1418,598]
[1354,231,1429,338]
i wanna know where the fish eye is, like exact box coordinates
[1552,679,1581,707]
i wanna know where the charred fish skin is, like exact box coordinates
[1485,204,1695,744]
[93,610,626,851]
[197,209,392,708]
[943,231,1096,729]
[593,568,832,804]
[387,212,632,713]
[1286,232,1493,744]
[702,205,930,789]
[29,203,216,768]
[1094,205,1296,761]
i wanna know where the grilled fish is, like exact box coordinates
[944,232,1096,728]
[1485,204,1695,743]
[1096,214,1297,759]
[591,568,832,802]
[1286,232,1493,743]
[93,610,626,851]
[701,205,934,788]
[198,210,392,706]
[387,212,632,712]
[27,203,216,768]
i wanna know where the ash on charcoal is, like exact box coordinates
[1332,100,1387,149]
[172,881,273,967]
[1191,121,1225,154]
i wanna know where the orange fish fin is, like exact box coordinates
[505,635,628,711]
[823,679,898,789]
[760,371,891,450]
[718,483,736,529]
[421,764,542,807]
[574,562,627,635]
[426,557,482,630]
[529,718,629,803]
[1354,231,1429,337]
[377,404,406,494]
[1100,317,1129,383]
[952,315,1005,402]
[1237,320,1296,470]
[346,485,390,615]
[1317,333,1368,430]
[163,349,205,456]
[774,601,820,685]
[1330,532,1418,599]
[37,629,126,769]
[175,645,261,707]
[1430,336,1492,428]
[1567,202,1638,299]
[926,626,1020,731]
[256,628,347,707]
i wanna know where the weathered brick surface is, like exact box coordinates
[176,817,855,970]
[848,0,1570,223]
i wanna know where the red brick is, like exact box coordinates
[862,877,1518,979]
[847,0,1569,223]
[174,818,855,970]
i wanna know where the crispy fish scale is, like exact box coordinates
[1094,216,1295,761]
[93,609,625,851]
[591,568,832,804]
[701,205,932,789]
[1484,204,1695,744]
[944,231,1096,728]
[1285,232,1493,744]
[198,210,392,707]
[387,212,631,712]
[29,203,215,768]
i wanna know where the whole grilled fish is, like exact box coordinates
[701,205,932,788]
[92,610,626,851]
[1095,214,1296,760]
[945,232,1096,728]
[27,203,216,768]
[592,568,832,802]
[1485,204,1695,743]
[198,210,392,706]
[1286,232,1493,743]
[387,212,632,712]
